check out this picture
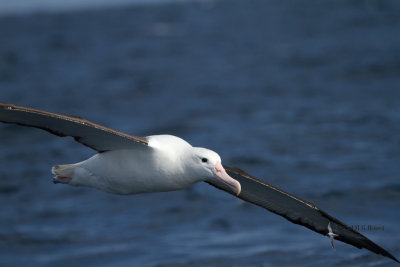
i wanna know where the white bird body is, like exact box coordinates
[52,135,235,195]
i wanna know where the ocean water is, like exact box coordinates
[0,0,399,266]
[0,0,193,15]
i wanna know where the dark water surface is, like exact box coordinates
[1,0,400,266]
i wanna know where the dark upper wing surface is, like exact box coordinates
[0,103,148,152]
[208,166,399,263]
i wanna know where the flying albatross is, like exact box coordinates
[0,102,398,263]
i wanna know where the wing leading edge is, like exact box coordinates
[0,103,148,152]
[207,166,399,263]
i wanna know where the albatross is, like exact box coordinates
[0,103,398,263]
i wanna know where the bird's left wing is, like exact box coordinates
[207,166,399,263]
[0,103,148,152]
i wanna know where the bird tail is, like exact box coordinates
[52,164,76,178]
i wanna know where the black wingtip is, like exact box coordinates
[318,211,399,263]
[372,239,399,263]
[385,252,400,264]
[372,245,399,263]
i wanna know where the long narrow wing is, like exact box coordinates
[208,166,399,263]
[0,103,148,152]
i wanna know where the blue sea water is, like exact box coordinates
[0,0,399,266]
[0,0,190,15]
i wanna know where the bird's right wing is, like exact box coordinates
[0,103,148,152]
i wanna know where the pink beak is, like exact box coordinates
[213,161,241,195]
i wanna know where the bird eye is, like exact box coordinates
[201,158,208,163]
